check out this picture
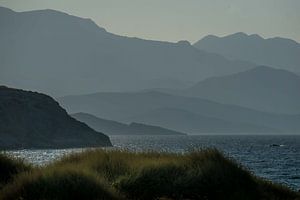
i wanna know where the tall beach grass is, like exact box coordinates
[0,149,299,200]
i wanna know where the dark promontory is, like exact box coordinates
[0,86,112,149]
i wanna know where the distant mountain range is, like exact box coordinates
[154,66,300,114]
[58,90,300,134]
[125,107,277,134]
[0,7,255,96]
[71,112,186,135]
[1,6,299,136]
[194,32,300,72]
[0,86,111,149]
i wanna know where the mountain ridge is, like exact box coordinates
[194,32,300,72]
[183,66,300,114]
[71,112,186,135]
[58,90,300,134]
[0,6,256,96]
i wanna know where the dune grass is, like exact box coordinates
[0,153,31,189]
[0,149,299,200]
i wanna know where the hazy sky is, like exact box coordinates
[1,0,300,43]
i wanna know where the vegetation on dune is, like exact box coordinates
[0,169,119,200]
[0,149,299,200]
[0,153,31,189]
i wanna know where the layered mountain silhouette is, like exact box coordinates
[194,32,300,72]
[0,86,112,149]
[125,108,277,134]
[58,91,300,134]
[0,7,256,96]
[71,112,186,135]
[156,66,300,114]
[183,66,300,114]
[1,6,299,136]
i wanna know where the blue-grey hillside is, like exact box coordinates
[194,32,300,72]
[59,91,300,134]
[71,112,186,135]
[0,7,255,96]
[125,108,277,134]
[0,86,112,149]
[179,66,300,114]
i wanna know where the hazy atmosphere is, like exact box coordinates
[0,1,300,199]
[1,0,300,43]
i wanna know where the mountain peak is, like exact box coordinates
[197,34,219,42]
[0,6,15,15]
[2,6,108,34]
[198,32,264,42]
[249,33,263,39]
[194,32,300,72]
[230,32,248,37]
[224,32,264,40]
[177,40,191,46]
[0,6,14,12]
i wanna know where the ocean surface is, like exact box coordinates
[5,135,300,190]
